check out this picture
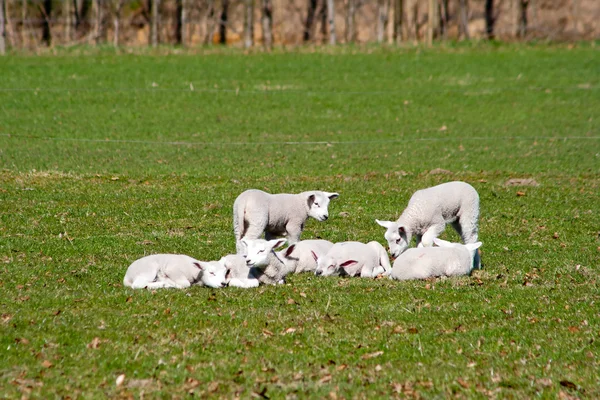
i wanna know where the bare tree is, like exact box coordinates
[64,0,72,42]
[151,0,160,46]
[485,0,494,39]
[376,0,389,43]
[304,0,317,42]
[40,0,52,46]
[517,0,528,38]
[203,0,216,45]
[427,0,436,46]
[261,0,272,49]
[0,0,6,54]
[175,0,185,45]
[458,0,470,40]
[93,0,105,44]
[219,0,229,44]
[243,0,254,48]
[326,0,335,44]
[392,0,403,44]
[345,0,356,43]
[112,0,124,46]
[75,0,91,39]
[438,0,449,39]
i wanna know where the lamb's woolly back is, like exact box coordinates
[278,239,334,273]
[390,239,482,281]
[123,254,227,289]
[315,241,390,278]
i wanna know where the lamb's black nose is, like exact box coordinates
[322,215,328,220]
[315,270,322,276]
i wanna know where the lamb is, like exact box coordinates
[123,254,227,289]
[389,238,482,280]
[314,241,391,278]
[242,238,293,285]
[376,181,480,258]
[282,239,334,273]
[233,189,339,254]
[220,254,260,288]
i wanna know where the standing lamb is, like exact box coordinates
[233,189,339,254]
[389,238,482,280]
[123,254,227,289]
[376,181,479,258]
[314,241,391,278]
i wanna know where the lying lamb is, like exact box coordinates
[242,238,292,285]
[123,254,227,289]
[314,241,391,278]
[233,189,339,254]
[376,181,480,258]
[220,254,260,288]
[389,238,482,280]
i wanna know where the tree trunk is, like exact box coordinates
[219,0,228,44]
[93,0,104,44]
[203,0,215,45]
[517,0,528,38]
[0,0,6,54]
[345,0,355,43]
[41,0,51,46]
[326,0,335,44]
[392,0,402,44]
[113,0,123,46]
[458,0,469,40]
[303,0,317,42]
[75,0,91,39]
[243,0,254,48]
[151,0,159,47]
[376,0,389,43]
[175,0,184,45]
[64,0,72,42]
[261,0,272,49]
[319,0,327,39]
[427,0,435,46]
[438,0,448,39]
[485,0,494,39]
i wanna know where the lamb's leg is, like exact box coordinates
[456,215,479,244]
[228,278,260,288]
[238,221,268,254]
[419,224,446,247]
[285,223,302,245]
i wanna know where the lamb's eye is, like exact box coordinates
[328,265,335,269]
[395,238,402,244]
[258,249,264,253]
[210,272,216,276]
[314,202,319,207]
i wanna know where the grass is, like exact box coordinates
[1,43,599,398]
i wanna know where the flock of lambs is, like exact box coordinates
[123,181,483,290]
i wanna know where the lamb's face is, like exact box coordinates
[307,192,339,222]
[243,238,287,268]
[376,220,409,259]
[314,255,339,276]
[198,261,227,288]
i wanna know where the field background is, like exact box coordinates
[1,43,599,398]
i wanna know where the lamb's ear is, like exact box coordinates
[307,194,316,208]
[398,226,407,236]
[376,219,393,229]
[433,238,452,247]
[465,242,483,251]
[339,260,358,269]
[311,250,319,262]
[283,244,296,258]
[193,262,205,271]
[269,238,287,250]
[326,192,339,200]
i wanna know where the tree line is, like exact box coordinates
[0,0,597,53]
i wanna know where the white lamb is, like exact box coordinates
[314,241,391,278]
[282,239,334,273]
[220,254,260,288]
[242,238,292,285]
[123,254,227,289]
[389,238,482,280]
[233,189,339,254]
[376,181,480,258]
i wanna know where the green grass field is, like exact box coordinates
[1,43,599,398]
